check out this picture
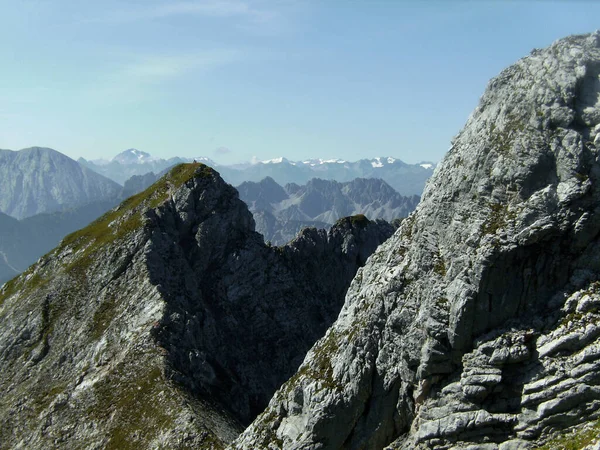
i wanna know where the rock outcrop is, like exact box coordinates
[233,32,600,449]
[0,164,395,449]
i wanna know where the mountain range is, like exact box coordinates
[0,146,418,284]
[78,150,214,185]
[0,147,121,219]
[81,150,435,196]
[238,176,418,245]
[0,163,395,448]
[2,31,600,449]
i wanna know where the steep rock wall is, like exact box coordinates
[233,32,600,450]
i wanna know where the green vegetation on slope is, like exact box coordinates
[536,420,600,450]
[0,163,211,305]
[60,163,210,258]
[335,214,371,229]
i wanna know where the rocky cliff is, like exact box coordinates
[233,32,600,449]
[0,164,395,449]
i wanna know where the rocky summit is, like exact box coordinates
[233,32,600,449]
[0,163,395,449]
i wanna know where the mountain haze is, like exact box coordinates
[0,200,120,285]
[79,149,214,185]
[0,147,121,219]
[82,152,435,197]
[218,157,434,196]
[238,177,418,245]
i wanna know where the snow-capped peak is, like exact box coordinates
[371,157,384,168]
[420,163,434,170]
[112,148,154,164]
[261,157,289,164]
[301,158,347,166]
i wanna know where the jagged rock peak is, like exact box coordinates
[232,32,600,449]
[0,163,396,449]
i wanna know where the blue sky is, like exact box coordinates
[0,0,598,165]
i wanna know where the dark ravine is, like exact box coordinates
[232,32,600,449]
[0,164,395,449]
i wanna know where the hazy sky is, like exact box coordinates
[0,1,598,165]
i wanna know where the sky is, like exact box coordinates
[0,0,599,165]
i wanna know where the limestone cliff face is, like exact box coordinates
[0,164,394,449]
[233,32,600,449]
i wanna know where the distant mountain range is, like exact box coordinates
[81,149,435,196]
[79,149,214,185]
[238,177,418,245]
[0,147,121,219]
[220,156,435,196]
[0,146,430,283]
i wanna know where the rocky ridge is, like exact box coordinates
[238,177,417,245]
[0,164,395,449]
[233,32,600,449]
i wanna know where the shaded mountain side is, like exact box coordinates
[238,177,418,245]
[0,213,25,283]
[233,32,600,449]
[0,200,120,285]
[0,147,121,219]
[0,164,395,449]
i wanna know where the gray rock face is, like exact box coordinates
[238,177,417,245]
[232,32,600,449]
[0,164,395,449]
[0,147,122,219]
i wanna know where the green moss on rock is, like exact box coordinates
[335,214,371,229]
[536,420,600,450]
[61,163,210,261]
